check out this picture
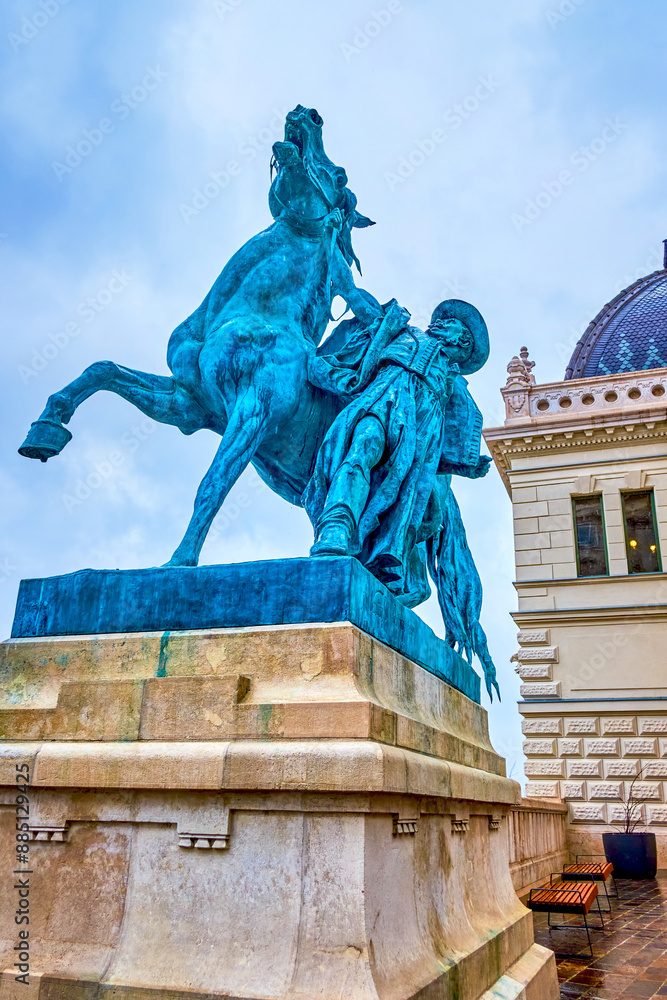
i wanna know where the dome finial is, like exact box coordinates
[663,238,667,269]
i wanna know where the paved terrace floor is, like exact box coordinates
[532,871,667,998]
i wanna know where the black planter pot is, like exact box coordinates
[603,832,657,879]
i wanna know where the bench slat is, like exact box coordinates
[528,880,599,915]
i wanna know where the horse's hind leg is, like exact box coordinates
[166,389,269,567]
[19,361,207,461]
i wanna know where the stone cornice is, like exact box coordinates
[512,603,667,628]
[484,367,667,490]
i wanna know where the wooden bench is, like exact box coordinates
[561,855,616,910]
[527,875,603,957]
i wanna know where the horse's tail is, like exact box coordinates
[427,482,500,701]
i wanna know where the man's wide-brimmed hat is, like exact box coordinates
[429,299,489,375]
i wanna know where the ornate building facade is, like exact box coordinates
[484,255,667,860]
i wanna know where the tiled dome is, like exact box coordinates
[565,265,667,380]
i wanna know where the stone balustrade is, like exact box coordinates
[509,797,569,894]
[501,365,667,424]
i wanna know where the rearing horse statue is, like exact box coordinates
[19,105,381,566]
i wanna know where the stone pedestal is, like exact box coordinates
[0,560,557,999]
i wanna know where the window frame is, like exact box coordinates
[571,492,609,579]
[620,488,663,575]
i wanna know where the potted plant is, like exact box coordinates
[602,767,657,879]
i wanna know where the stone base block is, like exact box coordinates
[0,566,557,999]
[0,766,556,999]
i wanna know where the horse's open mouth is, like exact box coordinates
[284,124,304,157]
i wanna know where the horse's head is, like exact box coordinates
[270,105,374,272]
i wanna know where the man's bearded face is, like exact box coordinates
[428,318,473,365]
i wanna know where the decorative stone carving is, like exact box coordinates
[523,739,557,756]
[570,803,605,823]
[604,760,639,778]
[640,719,667,735]
[517,629,550,646]
[451,817,469,833]
[585,738,619,756]
[515,647,559,663]
[562,782,585,799]
[558,739,582,757]
[393,811,419,836]
[524,760,565,777]
[647,806,667,824]
[609,804,644,824]
[519,682,560,699]
[622,738,658,757]
[588,782,622,800]
[179,834,230,850]
[488,813,502,831]
[644,761,667,779]
[515,664,552,681]
[502,348,535,420]
[177,806,232,850]
[29,825,69,843]
[625,781,662,800]
[566,719,599,736]
[522,718,562,735]
[525,781,560,797]
[567,760,601,778]
[603,718,636,735]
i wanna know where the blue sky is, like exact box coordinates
[1,0,666,779]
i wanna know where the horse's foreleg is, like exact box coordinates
[19,362,207,462]
[166,390,269,567]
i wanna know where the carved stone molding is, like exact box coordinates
[569,803,605,824]
[30,825,69,843]
[515,646,558,663]
[525,781,560,798]
[393,816,418,836]
[517,629,550,646]
[488,813,502,832]
[523,738,557,756]
[522,718,562,736]
[515,664,553,681]
[519,681,560,699]
[449,808,470,834]
[178,834,230,850]
[177,805,232,850]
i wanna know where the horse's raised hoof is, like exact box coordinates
[18,419,72,462]
[162,554,198,568]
